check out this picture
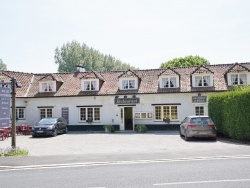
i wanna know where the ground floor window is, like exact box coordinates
[40,108,52,119]
[16,108,25,120]
[80,107,100,122]
[195,106,204,116]
[155,105,178,121]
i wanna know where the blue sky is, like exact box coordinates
[1,0,250,73]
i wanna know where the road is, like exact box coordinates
[1,156,250,188]
[1,132,250,187]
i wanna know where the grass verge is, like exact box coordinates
[0,147,29,157]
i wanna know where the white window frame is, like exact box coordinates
[82,79,99,91]
[154,105,179,121]
[40,108,53,119]
[16,108,25,120]
[159,76,179,88]
[194,105,205,116]
[135,112,153,119]
[79,107,101,122]
[228,73,248,86]
[39,81,56,92]
[192,74,213,87]
[119,78,138,90]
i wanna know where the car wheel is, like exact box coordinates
[53,129,58,137]
[64,127,68,134]
[32,134,37,138]
[179,129,183,137]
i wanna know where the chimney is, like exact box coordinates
[76,65,85,72]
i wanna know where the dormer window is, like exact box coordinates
[40,82,56,92]
[122,79,135,89]
[192,74,213,87]
[231,74,247,85]
[119,78,138,90]
[82,79,99,91]
[194,75,210,87]
[162,77,177,88]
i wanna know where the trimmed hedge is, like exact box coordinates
[208,86,250,140]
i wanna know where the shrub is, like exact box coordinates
[208,86,250,140]
[135,125,148,133]
[103,125,115,133]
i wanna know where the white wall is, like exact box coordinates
[15,92,214,126]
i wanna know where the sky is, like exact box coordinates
[1,0,250,73]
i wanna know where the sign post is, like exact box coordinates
[11,78,17,149]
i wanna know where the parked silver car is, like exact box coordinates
[179,116,217,141]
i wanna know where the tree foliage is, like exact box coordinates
[54,41,136,72]
[160,55,210,68]
[0,59,7,70]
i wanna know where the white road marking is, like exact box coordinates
[153,179,250,186]
[1,155,250,172]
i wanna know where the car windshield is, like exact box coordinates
[39,118,57,124]
[190,117,212,124]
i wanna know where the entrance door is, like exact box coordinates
[124,107,133,130]
[120,107,133,130]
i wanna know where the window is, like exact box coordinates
[159,76,179,88]
[40,82,55,92]
[194,75,211,87]
[80,107,100,122]
[16,108,25,119]
[154,105,178,121]
[83,80,98,91]
[162,77,176,88]
[231,74,247,85]
[135,112,153,119]
[40,108,52,119]
[122,79,135,89]
[195,106,204,116]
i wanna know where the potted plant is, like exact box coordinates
[86,118,93,124]
[103,125,115,133]
[135,125,148,133]
[163,117,170,124]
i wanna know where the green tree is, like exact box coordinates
[0,59,7,70]
[54,41,136,72]
[160,55,210,68]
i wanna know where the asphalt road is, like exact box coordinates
[1,156,250,188]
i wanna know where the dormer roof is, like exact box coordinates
[225,63,250,73]
[158,68,180,77]
[191,65,214,74]
[81,71,105,81]
[38,74,64,82]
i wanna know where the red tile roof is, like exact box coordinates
[1,62,249,98]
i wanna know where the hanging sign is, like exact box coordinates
[0,87,11,128]
[192,96,207,103]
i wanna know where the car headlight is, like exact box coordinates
[47,125,54,130]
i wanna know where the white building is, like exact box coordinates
[1,62,250,131]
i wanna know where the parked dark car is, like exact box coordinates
[179,116,217,141]
[32,117,68,137]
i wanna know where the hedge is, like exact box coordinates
[208,86,250,140]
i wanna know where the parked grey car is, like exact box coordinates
[32,117,68,137]
[179,116,217,141]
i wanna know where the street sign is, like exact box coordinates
[0,87,11,128]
